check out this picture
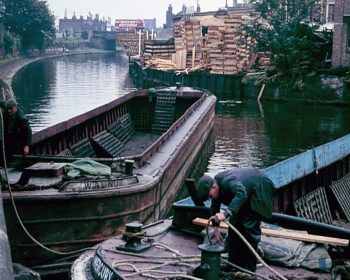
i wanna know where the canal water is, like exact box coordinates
[12,52,350,174]
[12,52,134,132]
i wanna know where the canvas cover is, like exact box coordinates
[65,159,111,179]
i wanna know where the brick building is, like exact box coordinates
[332,0,350,67]
[59,12,108,37]
[313,0,336,23]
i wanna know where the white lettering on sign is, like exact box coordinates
[115,19,144,29]
[83,180,121,190]
[92,256,114,280]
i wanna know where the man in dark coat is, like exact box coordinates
[2,99,32,161]
[197,167,276,272]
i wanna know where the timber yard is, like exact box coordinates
[1,1,350,280]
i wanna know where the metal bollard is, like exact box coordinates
[197,244,224,280]
[116,221,151,253]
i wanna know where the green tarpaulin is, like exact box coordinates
[65,159,111,179]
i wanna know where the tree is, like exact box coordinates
[1,0,55,52]
[245,0,322,88]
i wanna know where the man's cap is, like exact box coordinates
[5,99,17,110]
[197,175,214,201]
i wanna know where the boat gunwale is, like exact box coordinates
[264,133,350,189]
[23,89,213,166]
[4,90,216,200]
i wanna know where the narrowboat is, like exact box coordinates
[1,85,216,276]
[70,133,350,280]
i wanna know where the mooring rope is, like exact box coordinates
[111,241,201,279]
[207,216,288,280]
[0,109,95,257]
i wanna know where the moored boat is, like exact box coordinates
[70,133,350,280]
[1,85,216,276]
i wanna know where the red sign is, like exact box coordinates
[115,19,144,33]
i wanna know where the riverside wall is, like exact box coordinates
[130,62,350,105]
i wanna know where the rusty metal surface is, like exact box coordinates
[2,87,217,274]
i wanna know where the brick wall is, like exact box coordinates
[332,0,350,67]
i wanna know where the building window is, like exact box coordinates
[327,4,335,22]
[201,26,208,36]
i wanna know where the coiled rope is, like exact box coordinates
[112,241,202,279]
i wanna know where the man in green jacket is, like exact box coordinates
[197,167,276,272]
[2,99,32,162]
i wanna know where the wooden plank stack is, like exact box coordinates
[144,58,178,71]
[117,33,144,56]
[141,13,271,74]
[201,15,255,74]
[143,39,176,65]
[174,19,202,69]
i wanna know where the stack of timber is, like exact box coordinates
[173,19,202,69]
[143,39,176,66]
[202,15,254,74]
[117,33,144,56]
[144,58,178,71]
[141,14,271,74]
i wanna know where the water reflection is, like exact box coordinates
[206,99,350,175]
[11,53,350,173]
[12,52,133,132]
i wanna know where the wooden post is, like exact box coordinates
[138,31,142,56]
[257,83,266,101]
[192,46,196,68]
[0,185,14,279]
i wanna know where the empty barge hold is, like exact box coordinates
[1,85,216,276]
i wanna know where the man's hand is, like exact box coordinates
[214,212,225,224]
[23,145,29,156]
[213,227,224,245]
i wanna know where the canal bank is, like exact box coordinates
[0,48,112,100]
[130,61,350,106]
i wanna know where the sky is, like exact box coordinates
[45,0,229,27]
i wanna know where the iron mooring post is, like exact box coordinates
[116,221,151,253]
[0,184,14,280]
[196,244,225,280]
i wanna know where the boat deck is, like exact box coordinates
[71,218,332,280]
[1,132,159,187]
[119,132,160,157]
